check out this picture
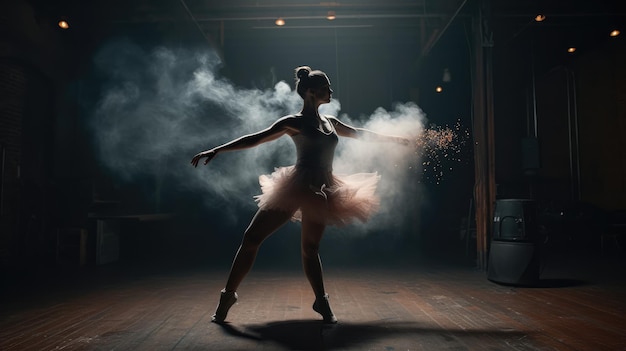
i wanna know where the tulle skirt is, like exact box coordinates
[254,165,380,226]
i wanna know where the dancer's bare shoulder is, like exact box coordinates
[275,114,306,135]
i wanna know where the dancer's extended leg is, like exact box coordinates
[301,215,336,323]
[212,209,292,323]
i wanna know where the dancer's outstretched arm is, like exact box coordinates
[191,116,298,167]
[328,116,410,145]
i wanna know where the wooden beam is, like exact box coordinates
[470,0,496,270]
[421,0,469,57]
[178,0,225,62]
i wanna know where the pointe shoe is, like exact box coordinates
[211,289,238,323]
[313,294,338,324]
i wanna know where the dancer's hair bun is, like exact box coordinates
[296,66,311,80]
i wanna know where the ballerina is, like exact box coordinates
[191,66,409,324]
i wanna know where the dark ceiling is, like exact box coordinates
[17,0,623,84]
[31,0,625,53]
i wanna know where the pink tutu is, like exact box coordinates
[254,165,380,226]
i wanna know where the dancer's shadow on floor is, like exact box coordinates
[216,319,531,350]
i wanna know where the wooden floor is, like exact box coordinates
[1,255,625,351]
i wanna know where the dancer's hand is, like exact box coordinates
[191,149,217,167]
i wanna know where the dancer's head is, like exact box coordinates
[295,66,332,100]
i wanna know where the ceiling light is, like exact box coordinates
[275,18,285,26]
[534,14,546,22]
[435,86,443,93]
[567,47,576,53]
[610,29,620,37]
[327,11,336,20]
[58,20,69,29]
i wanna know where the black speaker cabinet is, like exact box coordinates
[487,240,541,286]
[492,199,539,242]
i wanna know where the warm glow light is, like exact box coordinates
[435,86,443,93]
[534,14,546,22]
[327,11,336,20]
[275,18,285,26]
[610,29,620,37]
[567,47,576,53]
[58,20,69,29]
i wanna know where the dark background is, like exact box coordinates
[1,0,625,277]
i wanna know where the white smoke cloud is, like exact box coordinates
[90,39,427,231]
